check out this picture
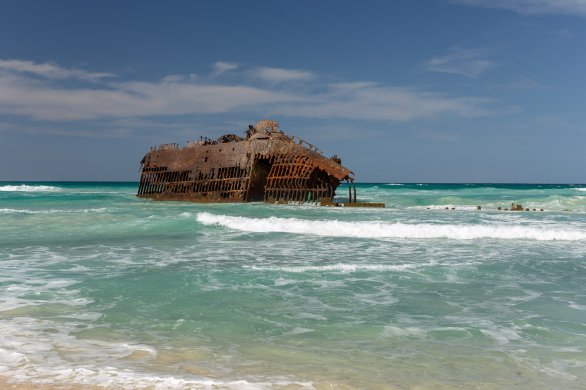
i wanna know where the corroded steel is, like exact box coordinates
[137,120,354,203]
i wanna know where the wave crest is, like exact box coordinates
[0,208,107,214]
[0,185,62,192]
[196,212,586,241]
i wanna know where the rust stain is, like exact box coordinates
[137,120,354,204]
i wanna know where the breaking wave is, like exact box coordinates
[245,263,421,273]
[0,208,107,214]
[196,212,586,241]
[0,185,62,192]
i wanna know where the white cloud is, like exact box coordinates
[0,59,495,124]
[454,0,586,16]
[424,47,495,78]
[505,77,547,90]
[160,74,197,83]
[17,125,132,138]
[0,59,113,81]
[252,67,314,82]
[0,68,300,121]
[276,83,491,121]
[212,61,239,75]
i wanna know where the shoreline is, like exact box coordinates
[0,376,361,390]
[0,376,104,390]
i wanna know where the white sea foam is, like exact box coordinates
[196,212,586,241]
[410,204,478,211]
[0,208,107,214]
[284,327,314,335]
[295,312,327,321]
[382,325,426,338]
[0,208,38,214]
[481,328,522,345]
[0,316,314,389]
[245,263,421,273]
[0,184,62,192]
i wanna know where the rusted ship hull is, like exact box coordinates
[137,120,353,203]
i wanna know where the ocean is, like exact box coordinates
[1,182,586,389]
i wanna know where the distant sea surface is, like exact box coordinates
[1,182,586,389]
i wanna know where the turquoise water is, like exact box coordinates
[1,182,586,389]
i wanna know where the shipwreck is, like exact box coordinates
[137,120,357,204]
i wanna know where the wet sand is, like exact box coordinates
[0,376,104,390]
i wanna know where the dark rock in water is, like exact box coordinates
[511,203,523,211]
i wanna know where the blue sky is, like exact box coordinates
[0,0,585,182]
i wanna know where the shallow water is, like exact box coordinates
[1,182,586,388]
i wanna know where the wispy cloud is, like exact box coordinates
[424,47,495,78]
[212,61,239,75]
[276,82,491,121]
[0,65,299,121]
[0,59,113,81]
[0,59,496,126]
[18,125,132,138]
[160,74,197,83]
[505,77,547,90]
[252,66,315,82]
[454,0,586,17]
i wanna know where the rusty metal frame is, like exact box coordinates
[137,120,353,204]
